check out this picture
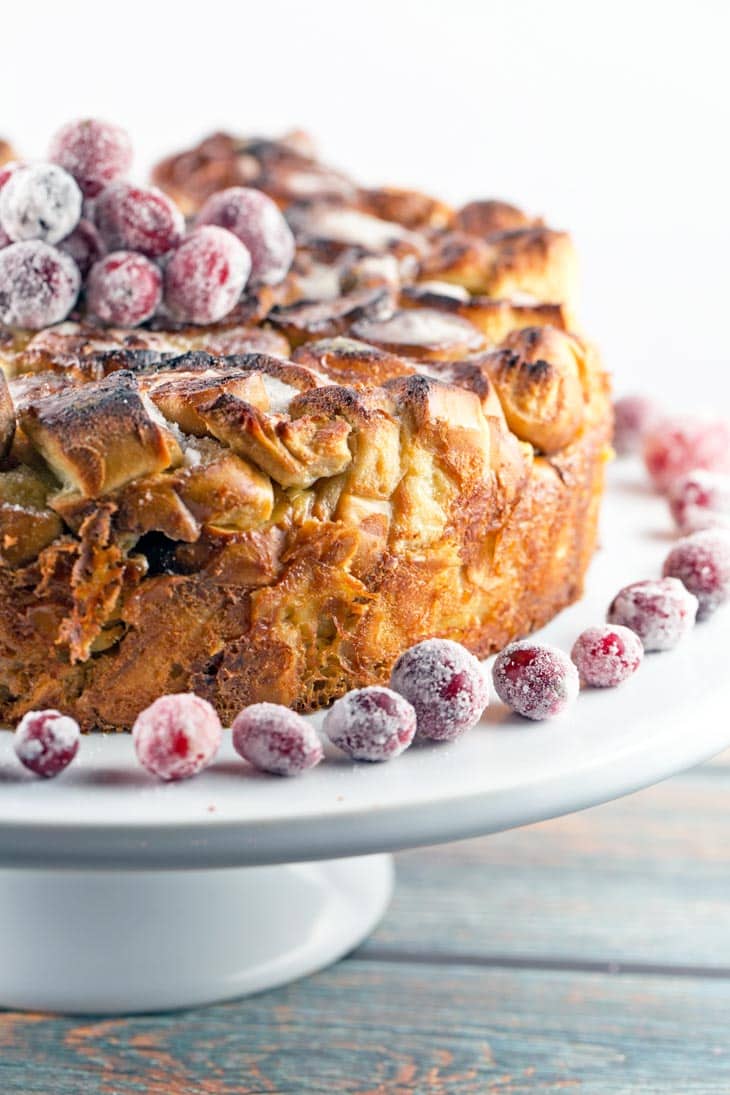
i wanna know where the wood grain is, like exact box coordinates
[1,961,730,1094]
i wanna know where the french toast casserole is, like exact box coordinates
[0,129,611,730]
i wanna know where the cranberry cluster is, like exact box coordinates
[0,119,294,331]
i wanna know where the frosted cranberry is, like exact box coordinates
[613,394,659,455]
[196,187,295,285]
[570,625,643,688]
[94,182,184,257]
[232,703,323,776]
[0,162,19,191]
[14,709,80,778]
[492,641,579,720]
[662,530,730,620]
[87,251,162,327]
[323,686,416,762]
[49,118,133,198]
[389,638,489,742]
[607,577,698,651]
[0,241,80,328]
[667,470,730,534]
[643,416,730,493]
[164,226,251,324]
[0,163,82,245]
[132,693,222,781]
[58,218,105,278]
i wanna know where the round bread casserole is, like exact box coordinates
[0,132,612,730]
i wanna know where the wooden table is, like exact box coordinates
[3,753,730,1094]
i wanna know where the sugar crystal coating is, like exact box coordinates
[49,118,133,198]
[668,470,730,535]
[570,624,643,687]
[643,416,730,493]
[492,641,579,720]
[164,225,251,324]
[390,637,489,741]
[87,251,162,327]
[662,530,730,620]
[14,709,80,778]
[607,577,698,650]
[0,241,80,328]
[232,702,323,776]
[323,686,416,762]
[132,693,222,781]
[613,394,659,456]
[0,162,82,245]
[94,181,184,257]
[196,187,295,285]
[58,218,105,278]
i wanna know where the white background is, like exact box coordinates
[2,0,729,409]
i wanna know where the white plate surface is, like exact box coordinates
[0,461,727,870]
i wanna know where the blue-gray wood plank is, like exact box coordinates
[2,756,730,1093]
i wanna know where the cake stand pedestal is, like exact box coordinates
[0,464,728,1014]
[0,855,393,1014]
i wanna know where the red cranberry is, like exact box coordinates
[164,226,251,324]
[662,530,730,620]
[196,187,295,285]
[570,625,643,687]
[132,693,222,781]
[0,162,20,191]
[49,118,133,198]
[613,395,659,455]
[607,577,698,650]
[643,416,730,493]
[86,251,162,327]
[389,638,489,741]
[58,218,105,278]
[667,470,730,534]
[323,686,417,762]
[0,162,82,245]
[492,641,579,720]
[0,241,80,328]
[94,182,184,258]
[14,709,80,778]
[232,702,323,776]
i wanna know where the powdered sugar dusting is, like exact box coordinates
[323,686,416,762]
[390,638,489,741]
[607,577,698,651]
[492,641,579,720]
[232,703,323,776]
[662,530,730,620]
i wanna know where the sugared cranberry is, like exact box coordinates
[570,625,643,687]
[86,251,162,327]
[14,709,80,778]
[389,638,489,742]
[667,470,730,534]
[607,577,698,651]
[49,118,133,198]
[613,395,659,456]
[0,161,19,191]
[164,226,251,324]
[662,530,730,620]
[643,416,730,493]
[0,241,80,328]
[232,702,323,776]
[323,686,417,762]
[94,182,184,257]
[58,218,105,278]
[492,641,579,720]
[196,187,295,285]
[0,162,82,245]
[132,693,222,781]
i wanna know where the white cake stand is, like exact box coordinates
[0,461,728,1014]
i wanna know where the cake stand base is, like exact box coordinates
[0,853,394,1014]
